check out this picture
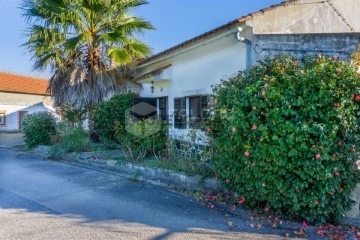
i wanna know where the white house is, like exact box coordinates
[135,0,360,138]
[0,72,54,132]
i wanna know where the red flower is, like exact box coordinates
[337,141,343,146]
[355,95,360,101]
[315,200,319,205]
[334,171,340,176]
[334,103,340,108]
[206,127,211,132]
[252,125,258,130]
[264,83,269,88]
[244,151,250,157]
[302,221,309,228]
[315,154,321,159]
[239,197,246,204]
[226,178,231,183]
[264,207,270,212]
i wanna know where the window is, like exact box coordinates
[158,97,168,121]
[0,112,5,125]
[174,97,186,129]
[174,95,209,129]
[189,95,209,129]
[132,97,157,120]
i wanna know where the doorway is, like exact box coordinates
[18,111,29,131]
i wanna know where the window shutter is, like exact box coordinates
[201,95,209,121]
[174,98,186,129]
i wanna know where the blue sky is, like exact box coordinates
[0,0,284,78]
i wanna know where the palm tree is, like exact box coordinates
[22,0,153,109]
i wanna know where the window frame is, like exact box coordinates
[0,111,6,126]
[174,95,209,130]
[174,97,186,129]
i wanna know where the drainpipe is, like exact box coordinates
[236,27,252,70]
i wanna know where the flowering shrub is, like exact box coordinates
[209,55,360,223]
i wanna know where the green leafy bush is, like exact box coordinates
[56,104,87,127]
[89,93,137,143]
[50,127,90,158]
[22,112,56,148]
[209,55,360,223]
[114,118,168,162]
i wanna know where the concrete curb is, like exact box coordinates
[72,157,226,192]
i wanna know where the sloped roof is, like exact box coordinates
[0,72,49,96]
[139,0,296,66]
[136,64,172,81]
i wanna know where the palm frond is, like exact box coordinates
[22,0,152,108]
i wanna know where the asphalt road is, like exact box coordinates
[0,148,295,240]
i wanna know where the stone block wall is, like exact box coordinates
[252,33,360,62]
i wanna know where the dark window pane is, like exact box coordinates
[0,113,5,125]
[174,98,186,129]
[132,97,157,120]
[189,96,201,128]
[158,97,167,121]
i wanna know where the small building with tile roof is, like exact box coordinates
[0,72,54,132]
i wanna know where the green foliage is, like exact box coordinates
[164,130,213,176]
[114,118,168,162]
[209,55,360,223]
[22,112,56,148]
[89,93,137,143]
[22,0,153,108]
[56,105,87,127]
[50,127,90,159]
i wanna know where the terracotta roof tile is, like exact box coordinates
[0,72,49,95]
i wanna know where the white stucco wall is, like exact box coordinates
[0,92,54,132]
[137,31,247,137]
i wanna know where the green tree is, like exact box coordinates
[22,0,153,109]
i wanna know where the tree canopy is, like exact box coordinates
[22,0,154,108]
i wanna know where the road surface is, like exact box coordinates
[0,148,297,239]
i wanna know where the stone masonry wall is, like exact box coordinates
[252,33,360,63]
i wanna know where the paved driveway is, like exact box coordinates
[0,133,24,148]
[0,148,303,240]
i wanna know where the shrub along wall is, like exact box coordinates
[22,112,56,148]
[209,55,360,223]
[89,93,137,143]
